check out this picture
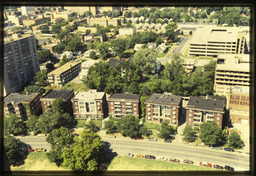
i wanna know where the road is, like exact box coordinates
[15,134,250,171]
[166,37,190,62]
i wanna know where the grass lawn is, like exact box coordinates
[76,119,103,128]
[63,82,89,92]
[144,122,160,130]
[107,156,218,171]
[11,152,69,171]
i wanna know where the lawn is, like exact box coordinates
[11,152,69,171]
[144,122,160,130]
[63,82,89,92]
[107,156,218,171]
[76,119,103,128]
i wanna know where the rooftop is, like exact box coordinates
[146,93,182,105]
[107,58,125,69]
[4,93,39,104]
[81,60,99,68]
[108,93,140,101]
[73,90,105,101]
[187,96,226,111]
[42,89,74,99]
[48,61,80,75]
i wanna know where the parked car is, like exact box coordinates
[213,164,224,169]
[211,146,222,150]
[158,156,168,161]
[148,138,157,141]
[183,159,194,164]
[169,158,180,162]
[199,162,212,167]
[125,153,134,157]
[145,155,156,160]
[224,148,234,152]
[109,135,116,138]
[36,148,47,152]
[164,139,172,143]
[224,165,234,171]
[135,154,144,158]
[133,137,143,140]
[27,148,34,152]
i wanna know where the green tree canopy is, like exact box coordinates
[36,70,48,86]
[52,97,64,113]
[40,25,50,34]
[110,38,127,57]
[165,22,178,41]
[228,131,244,149]
[22,85,45,94]
[199,122,222,146]
[97,43,109,60]
[59,54,69,67]
[26,115,40,133]
[182,126,197,142]
[84,121,99,133]
[158,121,175,139]
[4,113,27,136]
[89,51,97,60]
[104,119,117,134]
[117,115,141,138]
[38,50,54,63]
[61,130,106,171]
[64,36,82,52]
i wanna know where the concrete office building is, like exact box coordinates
[214,54,251,96]
[4,34,40,96]
[188,26,248,57]
[21,6,34,15]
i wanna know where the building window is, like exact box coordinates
[189,113,192,117]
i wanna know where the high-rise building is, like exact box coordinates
[21,6,34,15]
[4,35,40,96]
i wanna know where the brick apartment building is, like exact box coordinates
[185,95,226,129]
[4,92,42,121]
[71,90,107,119]
[40,89,74,114]
[107,93,141,119]
[145,93,182,126]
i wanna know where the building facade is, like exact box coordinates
[188,26,248,57]
[214,54,251,96]
[40,89,74,114]
[71,90,107,119]
[107,93,140,119]
[185,96,226,128]
[4,35,40,96]
[145,93,182,126]
[47,61,81,87]
[4,92,42,121]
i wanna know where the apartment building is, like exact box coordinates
[77,26,97,33]
[65,6,98,16]
[40,89,74,114]
[188,26,248,57]
[22,16,51,26]
[118,27,136,36]
[50,10,73,21]
[228,87,250,125]
[79,60,99,79]
[4,34,40,96]
[214,54,251,96]
[87,17,121,27]
[185,96,226,128]
[47,61,81,87]
[108,93,141,119]
[145,93,182,126]
[71,90,107,119]
[4,92,42,121]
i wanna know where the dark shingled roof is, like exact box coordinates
[187,96,226,111]
[42,89,74,100]
[107,59,125,69]
[4,93,39,104]
[108,93,140,101]
[146,93,182,105]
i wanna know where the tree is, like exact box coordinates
[139,124,152,137]
[127,82,139,94]
[57,29,69,42]
[85,29,91,35]
[61,130,106,171]
[54,42,66,54]
[64,36,82,52]
[51,25,62,34]
[228,131,244,149]
[110,38,127,57]
[35,38,42,50]
[199,122,222,146]
[52,97,64,113]
[133,48,158,74]
[41,25,50,33]
[38,50,54,63]
[4,113,27,136]
[112,9,120,17]
[182,126,197,142]
[165,22,178,41]
[26,115,40,133]
[117,115,141,138]
[104,119,117,134]
[59,54,69,67]
[158,121,175,139]
[22,85,45,94]
[46,127,73,166]
[84,121,99,133]
[4,136,29,166]
[97,43,109,60]
[89,51,97,60]
[36,70,48,86]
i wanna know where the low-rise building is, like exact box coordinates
[4,92,42,121]
[40,89,74,114]
[61,51,73,60]
[71,90,107,119]
[47,61,81,87]
[185,95,226,129]
[77,26,97,34]
[79,60,100,79]
[145,93,182,126]
[108,92,141,119]
[156,43,167,53]
[119,27,136,36]
[42,43,58,53]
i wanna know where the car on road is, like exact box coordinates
[109,135,116,138]
[145,155,156,160]
[148,137,157,141]
[27,148,34,152]
[211,146,222,150]
[224,148,234,152]
[125,153,134,157]
[213,164,224,169]
[36,148,47,152]
[135,154,144,158]
[164,139,172,143]
[183,159,194,164]
[169,158,180,162]
[199,162,212,167]
[158,156,168,161]
[224,165,234,171]
[133,137,143,140]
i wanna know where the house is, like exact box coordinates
[156,43,167,53]
[145,93,182,126]
[185,95,226,129]
[107,92,141,119]
[71,90,108,119]
[136,23,143,29]
[79,60,100,79]
[134,44,144,51]
[61,51,73,60]
[40,89,74,114]
[147,42,157,49]
[4,92,42,121]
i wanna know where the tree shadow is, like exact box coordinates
[98,141,118,171]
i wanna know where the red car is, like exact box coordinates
[133,137,143,140]
[200,162,212,167]
[27,148,34,152]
